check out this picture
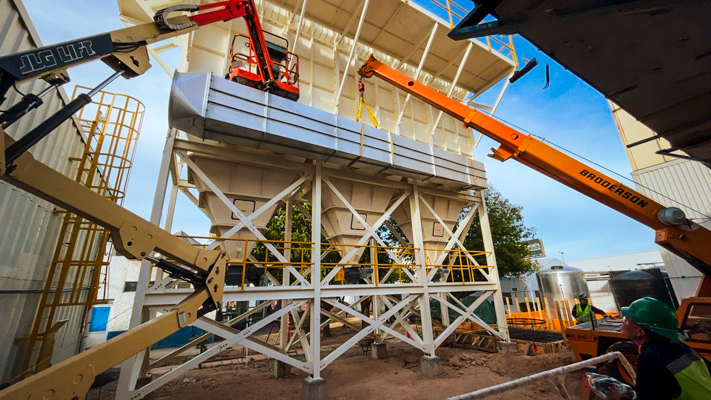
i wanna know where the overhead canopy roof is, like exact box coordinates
[267,0,515,95]
[452,1,711,167]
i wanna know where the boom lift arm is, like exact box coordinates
[0,133,227,398]
[0,1,243,102]
[0,2,298,398]
[0,1,245,174]
[0,2,257,398]
[358,55,711,281]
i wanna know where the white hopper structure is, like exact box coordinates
[186,155,299,260]
[391,193,471,273]
[114,1,520,398]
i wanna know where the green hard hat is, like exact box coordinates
[621,297,680,341]
[578,294,588,300]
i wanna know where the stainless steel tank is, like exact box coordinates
[536,264,590,307]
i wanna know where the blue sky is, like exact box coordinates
[22,0,657,262]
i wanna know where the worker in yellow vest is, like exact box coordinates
[620,297,711,400]
[572,294,609,323]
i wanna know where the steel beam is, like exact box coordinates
[310,161,323,378]
[181,154,310,287]
[320,189,413,286]
[334,0,371,111]
[429,42,473,137]
[128,302,305,399]
[477,200,510,340]
[396,22,438,127]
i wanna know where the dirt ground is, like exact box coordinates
[88,325,583,400]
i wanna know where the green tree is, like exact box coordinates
[464,185,537,277]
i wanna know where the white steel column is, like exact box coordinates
[280,198,293,349]
[429,42,473,137]
[396,22,438,126]
[334,0,371,112]
[477,198,510,341]
[409,182,436,356]
[440,293,450,329]
[310,161,323,378]
[163,182,179,233]
[289,0,308,57]
[370,241,381,339]
[117,128,176,399]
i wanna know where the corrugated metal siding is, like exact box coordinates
[0,0,89,383]
[632,158,711,301]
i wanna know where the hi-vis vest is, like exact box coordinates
[575,304,591,322]
[667,350,711,400]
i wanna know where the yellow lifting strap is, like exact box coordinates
[350,95,384,164]
[356,96,382,130]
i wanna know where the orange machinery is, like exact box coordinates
[357,55,711,366]
[224,0,300,101]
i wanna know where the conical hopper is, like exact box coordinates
[186,155,298,260]
[321,178,398,266]
[392,194,467,276]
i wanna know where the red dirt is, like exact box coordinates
[88,327,583,400]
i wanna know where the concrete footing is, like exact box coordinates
[274,360,291,378]
[497,341,518,353]
[371,343,387,359]
[302,377,326,400]
[420,355,441,377]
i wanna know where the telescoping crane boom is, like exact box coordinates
[357,55,711,284]
[358,55,711,364]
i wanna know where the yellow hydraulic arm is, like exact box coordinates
[0,133,227,399]
[0,1,245,176]
[358,55,711,281]
[0,2,252,398]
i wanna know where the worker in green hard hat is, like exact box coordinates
[620,296,711,400]
[571,294,609,323]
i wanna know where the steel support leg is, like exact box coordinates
[117,128,176,398]
[409,183,436,357]
[478,199,510,341]
[310,161,322,379]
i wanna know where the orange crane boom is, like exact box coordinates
[358,55,711,282]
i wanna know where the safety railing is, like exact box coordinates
[20,87,143,377]
[171,236,491,287]
[416,0,519,67]
[228,33,300,88]
[425,247,491,284]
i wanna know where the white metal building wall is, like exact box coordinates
[0,0,89,383]
[612,100,711,303]
[632,159,711,300]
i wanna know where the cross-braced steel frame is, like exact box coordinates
[115,130,509,399]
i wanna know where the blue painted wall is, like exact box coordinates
[88,306,111,332]
[106,326,212,349]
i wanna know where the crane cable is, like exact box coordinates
[485,113,711,223]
